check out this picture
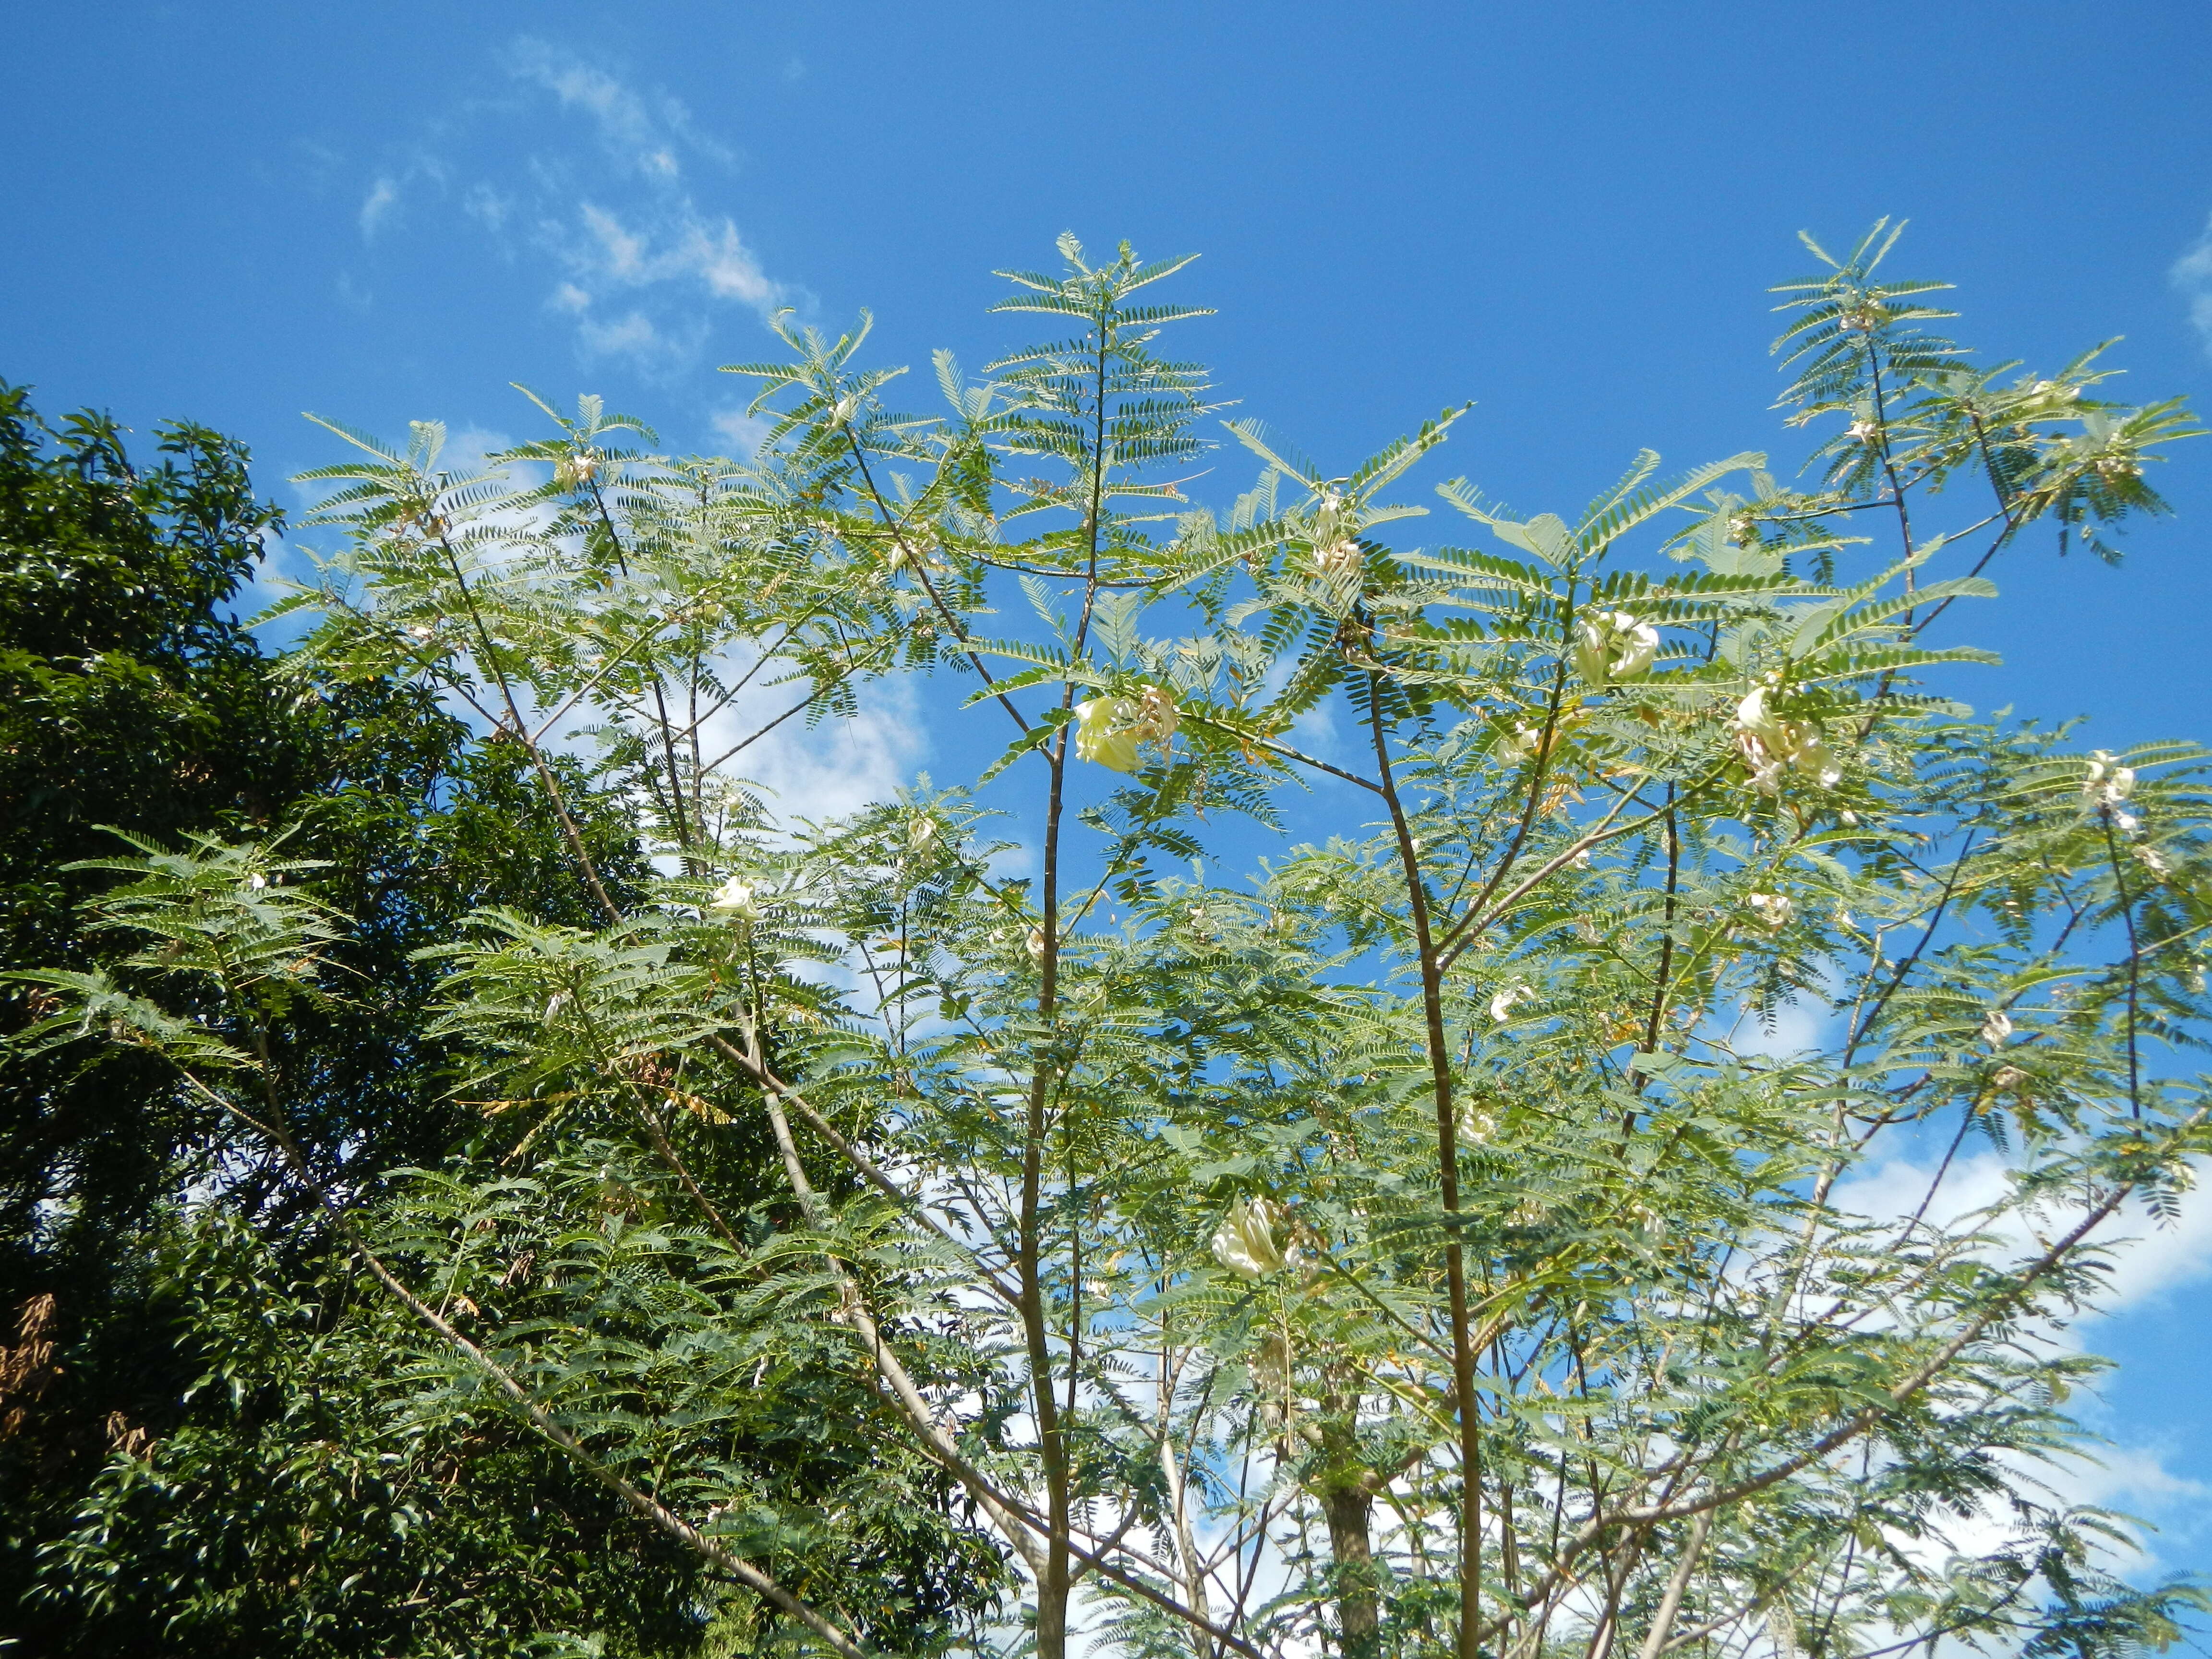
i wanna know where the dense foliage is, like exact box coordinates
[6,224,2211,1659]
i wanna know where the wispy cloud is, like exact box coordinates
[359,176,401,239]
[709,407,775,456]
[504,37,736,179]
[344,38,791,377]
[553,202,780,316]
[575,309,709,374]
[2175,214,2212,359]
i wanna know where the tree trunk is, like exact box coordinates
[1323,1479,1381,1659]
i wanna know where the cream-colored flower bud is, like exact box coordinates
[1312,538,1364,581]
[1981,1010,2013,1048]
[1026,926,1048,962]
[1736,684,1783,741]
[708,877,756,920]
[1494,720,1539,766]
[1211,1196,1297,1281]
[1490,983,1533,1022]
[1746,891,1792,930]
[1574,611,1659,685]
[2083,752,2136,805]
[1794,734,1843,788]
[1073,697,1141,772]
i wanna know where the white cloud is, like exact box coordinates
[660,655,929,830]
[2094,1159,2212,1309]
[463,182,514,232]
[1716,995,1833,1060]
[2174,214,2212,358]
[505,37,736,179]
[359,176,401,238]
[1831,1145,2212,1319]
[576,309,708,374]
[561,202,782,318]
[579,202,649,279]
[344,41,789,373]
[676,218,777,308]
[709,407,774,456]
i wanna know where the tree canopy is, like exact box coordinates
[5,223,2210,1659]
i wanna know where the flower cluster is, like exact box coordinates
[1572,610,1659,686]
[708,877,756,921]
[1210,1196,1302,1281]
[1311,537,1364,583]
[1746,891,1793,930]
[1735,685,1841,793]
[2083,751,2135,808]
[1073,685,1180,773]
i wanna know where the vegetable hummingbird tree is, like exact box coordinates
[19,224,2212,1659]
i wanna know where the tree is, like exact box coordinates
[18,224,2212,1659]
[0,386,805,1657]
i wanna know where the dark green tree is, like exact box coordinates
[1,384,1006,1657]
[0,387,662,1654]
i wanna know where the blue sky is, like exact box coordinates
[8,0,2212,1583]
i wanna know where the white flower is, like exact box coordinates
[1746,891,1793,930]
[1793,734,1843,788]
[708,877,756,918]
[1075,688,1177,771]
[406,623,434,641]
[1026,926,1049,962]
[1845,420,1879,443]
[2114,811,2140,834]
[1312,538,1364,581]
[544,991,571,1022]
[1494,720,1539,766]
[2083,752,2135,806]
[1211,1197,1298,1281]
[1460,1107,1497,1145]
[1073,697,1141,773]
[1734,685,1840,793]
[1981,1010,2013,1048]
[908,814,938,850]
[1573,611,1659,686]
[2135,845,2171,878]
[246,872,268,891]
[1490,983,1534,1022]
